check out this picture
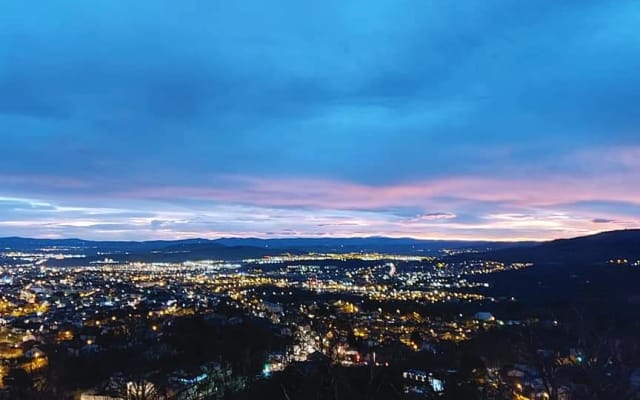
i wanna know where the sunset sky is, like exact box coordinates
[1,0,639,240]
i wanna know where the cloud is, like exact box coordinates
[0,167,638,241]
[0,1,639,239]
[0,198,57,211]
[410,213,457,222]
[110,171,640,213]
[592,218,616,224]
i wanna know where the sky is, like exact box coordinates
[0,0,639,241]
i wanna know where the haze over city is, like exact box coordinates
[1,0,639,241]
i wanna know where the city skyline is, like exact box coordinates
[1,1,639,240]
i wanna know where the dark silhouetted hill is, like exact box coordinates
[478,229,640,264]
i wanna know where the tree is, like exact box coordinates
[180,364,247,400]
[116,377,162,400]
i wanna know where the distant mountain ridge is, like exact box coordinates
[1,230,638,264]
[0,236,533,264]
[0,236,533,255]
[213,237,535,253]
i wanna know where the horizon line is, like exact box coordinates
[2,228,638,244]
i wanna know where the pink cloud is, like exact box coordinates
[117,172,640,211]
[2,151,639,241]
[410,212,457,222]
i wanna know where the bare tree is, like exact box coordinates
[116,377,162,400]
[179,364,246,400]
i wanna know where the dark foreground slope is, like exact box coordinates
[462,230,640,310]
[478,229,640,264]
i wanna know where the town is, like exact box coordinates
[2,239,639,399]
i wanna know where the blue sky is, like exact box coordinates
[0,0,639,240]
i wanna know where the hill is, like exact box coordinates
[213,237,532,254]
[0,236,530,262]
[2,230,637,264]
[478,229,640,264]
